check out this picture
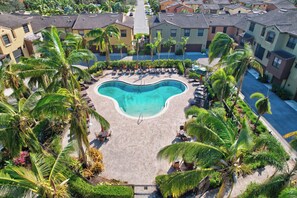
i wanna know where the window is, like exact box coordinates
[223,27,228,33]
[266,51,271,58]
[2,34,11,45]
[156,29,162,37]
[23,24,30,33]
[13,48,23,63]
[211,27,216,34]
[198,29,204,36]
[255,44,265,60]
[286,36,297,49]
[266,31,275,43]
[249,22,255,32]
[170,29,177,37]
[184,29,190,37]
[120,30,127,37]
[261,27,266,37]
[78,30,84,36]
[272,57,282,69]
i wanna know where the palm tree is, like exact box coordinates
[0,143,74,198]
[240,162,297,198]
[179,36,189,61]
[157,107,286,198]
[146,43,156,61]
[16,27,95,91]
[0,59,30,100]
[0,92,42,157]
[33,88,110,165]
[283,130,297,150]
[155,31,162,60]
[208,32,236,63]
[116,42,126,59]
[163,37,176,59]
[250,92,272,131]
[86,25,120,63]
[210,68,235,104]
[227,43,263,114]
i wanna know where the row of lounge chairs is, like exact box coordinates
[189,81,208,108]
[112,67,178,76]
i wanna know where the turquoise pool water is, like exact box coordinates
[98,80,187,117]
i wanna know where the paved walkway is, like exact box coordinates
[134,0,149,34]
[79,72,195,184]
[242,71,297,137]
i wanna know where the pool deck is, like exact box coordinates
[85,71,195,184]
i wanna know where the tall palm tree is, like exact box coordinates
[210,68,235,104]
[0,92,42,157]
[250,92,272,131]
[179,36,188,61]
[15,27,95,91]
[0,143,74,198]
[33,88,110,165]
[157,107,286,198]
[86,25,120,63]
[208,32,236,63]
[163,37,176,59]
[227,43,263,114]
[146,42,157,61]
[116,42,126,59]
[155,31,162,60]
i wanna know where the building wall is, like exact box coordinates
[150,22,208,51]
[224,7,251,15]
[207,26,237,43]
[0,23,33,63]
[73,23,134,51]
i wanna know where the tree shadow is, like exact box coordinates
[90,138,109,149]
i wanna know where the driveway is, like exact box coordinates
[241,72,297,137]
[134,0,149,34]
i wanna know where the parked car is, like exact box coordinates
[129,12,133,16]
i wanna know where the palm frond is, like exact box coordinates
[279,187,297,198]
[88,108,110,130]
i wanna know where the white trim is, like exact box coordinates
[94,78,189,120]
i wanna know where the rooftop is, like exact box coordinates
[150,13,208,28]
[212,0,231,5]
[249,9,297,35]
[265,0,296,9]
[202,4,220,10]
[0,13,29,29]
[204,13,251,27]
[72,13,134,30]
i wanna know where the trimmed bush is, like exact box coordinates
[177,62,184,75]
[69,175,133,198]
[175,48,183,55]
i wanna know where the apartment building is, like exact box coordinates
[245,9,297,100]
[224,4,251,15]
[150,13,209,52]
[72,13,134,53]
[0,13,33,64]
[200,4,220,14]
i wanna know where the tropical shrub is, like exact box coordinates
[69,175,134,198]
[177,62,184,75]
[272,84,292,100]
[175,48,183,55]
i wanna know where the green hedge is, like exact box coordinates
[69,175,133,198]
[87,59,194,74]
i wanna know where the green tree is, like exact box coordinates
[33,88,110,165]
[154,31,162,60]
[163,37,176,59]
[146,43,156,61]
[210,68,235,103]
[116,42,126,59]
[179,36,188,61]
[0,143,74,197]
[227,43,263,114]
[250,92,272,131]
[0,92,42,157]
[157,107,286,198]
[86,25,120,64]
[208,32,236,63]
[16,27,95,91]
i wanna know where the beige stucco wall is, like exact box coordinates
[73,23,134,50]
[0,23,32,63]
[224,7,251,15]
[150,22,208,51]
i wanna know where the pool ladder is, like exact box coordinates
[137,113,144,125]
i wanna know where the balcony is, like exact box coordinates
[266,50,295,80]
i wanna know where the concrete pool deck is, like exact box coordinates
[84,71,195,184]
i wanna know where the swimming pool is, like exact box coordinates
[98,80,187,118]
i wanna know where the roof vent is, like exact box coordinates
[279,8,288,12]
[166,13,174,16]
[89,14,97,18]
[111,13,119,17]
[186,13,193,16]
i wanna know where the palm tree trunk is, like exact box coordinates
[151,50,153,61]
[78,139,87,166]
[229,75,244,117]
[254,114,261,131]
